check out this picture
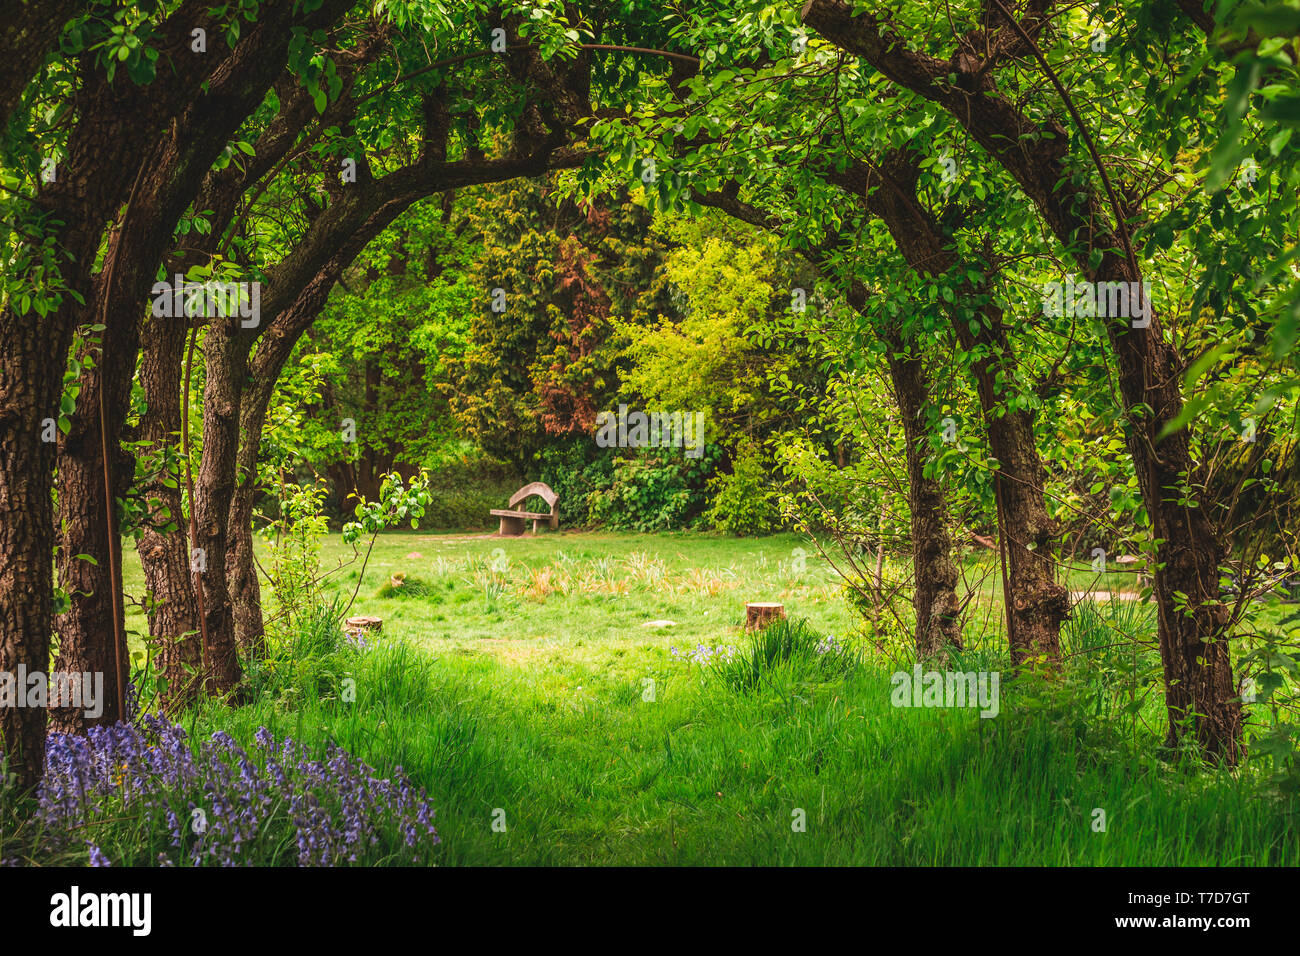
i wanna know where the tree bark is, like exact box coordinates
[0,1,86,127]
[0,324,61,789]
[139,67,362,667]
[0,6,220,784]
[192,319,250,694]
[49,284,138,733]
[49,0,357,726]
[138,317,203,714]
[885,343,965,660]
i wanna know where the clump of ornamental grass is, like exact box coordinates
[242,595,364,710]
[3,715,439,867]
[673,618,861,693]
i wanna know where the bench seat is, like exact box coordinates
[489,483,560,536]
[489,509,551,520]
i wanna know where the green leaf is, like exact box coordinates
[1259,93,1300,126]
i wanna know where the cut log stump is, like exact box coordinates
[745,602,785,631]
[345,615,383,637]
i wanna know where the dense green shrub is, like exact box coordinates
[541,440,721,531]
[587,452,714,532]
[705,444,781,536]
[538,437,616,527]
[420,456,520,529]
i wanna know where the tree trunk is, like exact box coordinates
[192,319,248,695]
[0,319,64,790]
[0,1,86,127]
[137,317,204,714]
[884,342,964,660]
[61,2,359,700]
[50,45,322,723]
[0,39,194,780]
[983,385,1068,665]
[1101,253,1241,759]
[689,188,967,663]
[855,153,1067,665]
[229,387,267,660]
[50,311,138,733]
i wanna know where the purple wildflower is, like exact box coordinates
[18,717,439,867]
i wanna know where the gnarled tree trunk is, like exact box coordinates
[0,321,65,788]
[851,153,1067,665]
[50,298,138,733]
[191,319,249,695]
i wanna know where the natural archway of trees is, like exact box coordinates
[1,0,1298,873]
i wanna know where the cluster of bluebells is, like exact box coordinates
[30,715,439,866]
[814,634,845,656]
[671,643,739,666]
[122,679,141,723]
[342,627,371,652]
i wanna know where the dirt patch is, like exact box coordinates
[1070,590,1146,603]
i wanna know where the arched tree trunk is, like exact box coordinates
[692,187,965,661]
[0,6,223,781]
[801,0,1241,759]
[48,0,357,726]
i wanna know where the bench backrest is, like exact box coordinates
[509,481,558,512]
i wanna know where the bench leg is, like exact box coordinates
[498,515,525,537]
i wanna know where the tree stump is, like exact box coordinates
[745,602,785,631]
[345,615,383,637]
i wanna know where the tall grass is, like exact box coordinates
[711,618,860,692]
[15,535,1298,867]
[178,613,1299,866]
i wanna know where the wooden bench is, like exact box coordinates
[490,481,559,536]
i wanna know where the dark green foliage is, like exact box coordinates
[704,443,780,536]
[420,456,521,530]
[586,453,702,532]
[449,176,679,472]
[540,438,722,531]
[537,437,616,527]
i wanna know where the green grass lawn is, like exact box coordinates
[123,530,858,667]
[122,530,1300,866]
